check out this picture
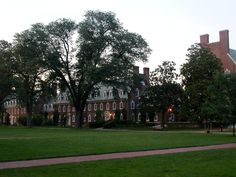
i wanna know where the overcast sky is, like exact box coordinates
[1,0,236,71]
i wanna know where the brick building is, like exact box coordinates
[42,66,152,126]
[200,30,236,72]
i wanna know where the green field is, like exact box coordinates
[0,127,235,162]
[1,149,236,177]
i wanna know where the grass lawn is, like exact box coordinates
[0,126,235,162]
[0,149,236,177]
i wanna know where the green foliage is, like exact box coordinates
[95,110,103,121]
[180,44,223,121]
[11,25,54,127]
[42,118,54,126]
[4,113,10,125]
[88,120,105,128]
[17,116,27,126]
[31,115,44,126]
[0,40,13,118]
[114,109,121,121]
[121,109,127,120]
[52,110,59,125]
[200,73,232,122]
[225,73,236,136]
[150,61,178,85]
[103,120,117,129]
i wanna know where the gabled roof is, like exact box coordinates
[229,49,236,63]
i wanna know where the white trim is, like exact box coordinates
[227,53,236,65]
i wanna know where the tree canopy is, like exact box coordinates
[28,10,151,127]
[180,44,223,122]
[0,40,13,123]
[11,26,54,127]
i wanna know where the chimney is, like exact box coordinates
[219,30,229,53]
[200,34,209,45]
[143,67,150,85]
[133,66,139,75]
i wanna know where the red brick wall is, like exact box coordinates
[200,30,236,72]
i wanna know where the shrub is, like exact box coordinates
[18,116,27,126]
[115,109,121,121]
[88,120,105,128]
[95,110,103,122]
[4,113,10,125]
[42,118,54,126]
[32,115,44,126]
[103,120,117,129]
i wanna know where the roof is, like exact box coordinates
[229,49,236,63]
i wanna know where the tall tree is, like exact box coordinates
[0,40,13,124]
[12,26,51,127]
[180,44,223,122]
[35,11,151,127]
[139,61,183,127]
[225,73,236,136]
[200,73,232,132]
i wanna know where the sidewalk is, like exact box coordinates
[0,143,236,170]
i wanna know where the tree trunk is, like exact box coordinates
[161,111,165,128]
[26,102,32,128]
[75,107,84,128]
[27,112,32,128]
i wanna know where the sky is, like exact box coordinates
[1,0,236,72]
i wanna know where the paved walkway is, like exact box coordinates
[0,143,236,170]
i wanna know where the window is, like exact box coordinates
[113,102,116,110]
[88,104,91,111]
[119,90,123,97]
[88,114,91,122]
[138,112,141,122]
[100,103,103,110]
[106,102,110,110]
[94,103,97,111]
[72,107,75,112]
[135,88,139,97]
[109,91,112,97]
[58,105,61,112]
[63,105,66,112]
[131,100,135,110]
[119,102,123,109]
[67,105,70,112]
[72,115,75,122]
